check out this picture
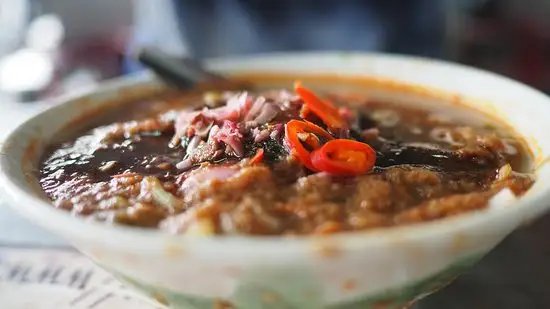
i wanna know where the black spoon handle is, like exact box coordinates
[136,47,230,89]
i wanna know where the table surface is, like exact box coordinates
[1,98,549,309]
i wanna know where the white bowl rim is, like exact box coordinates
[2,51,550,253]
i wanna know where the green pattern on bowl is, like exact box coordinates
[111,254,481,309]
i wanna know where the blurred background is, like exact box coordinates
[1,0,550,104]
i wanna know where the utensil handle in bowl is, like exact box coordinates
[136,47,252,91]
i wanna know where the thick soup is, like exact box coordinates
[38,81,534,235]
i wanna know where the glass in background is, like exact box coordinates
[0,0,133,103]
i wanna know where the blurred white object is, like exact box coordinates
[0,13,63,94]
[0,48,54,93]
[0,0,29,56]
[25,14,65,51]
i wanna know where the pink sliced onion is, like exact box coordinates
[204,105,239,122]
[227,92,251,112]
[194,119,214,138]
[254,129,270,143]
[245,97,266,121]
[204,92,251,122]
[270,123,284,139]
[176,158,193,171]
[174,110,201,137]
[251,127,261,138]
[253,103,279,125]
[208,125,220,141]
[211,120,244,157]
[226,143,244,157]
[186,136,202,156]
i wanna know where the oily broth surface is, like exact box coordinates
[45,85,532,175]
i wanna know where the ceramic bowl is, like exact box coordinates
[2,53,550,309]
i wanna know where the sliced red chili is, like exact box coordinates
[250,148,264,164]
[310,139,376,176]
[285,119,334,171]
[299,104,311,119]
[294,81,346,129]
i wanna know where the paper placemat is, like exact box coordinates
[0,246,164,309]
